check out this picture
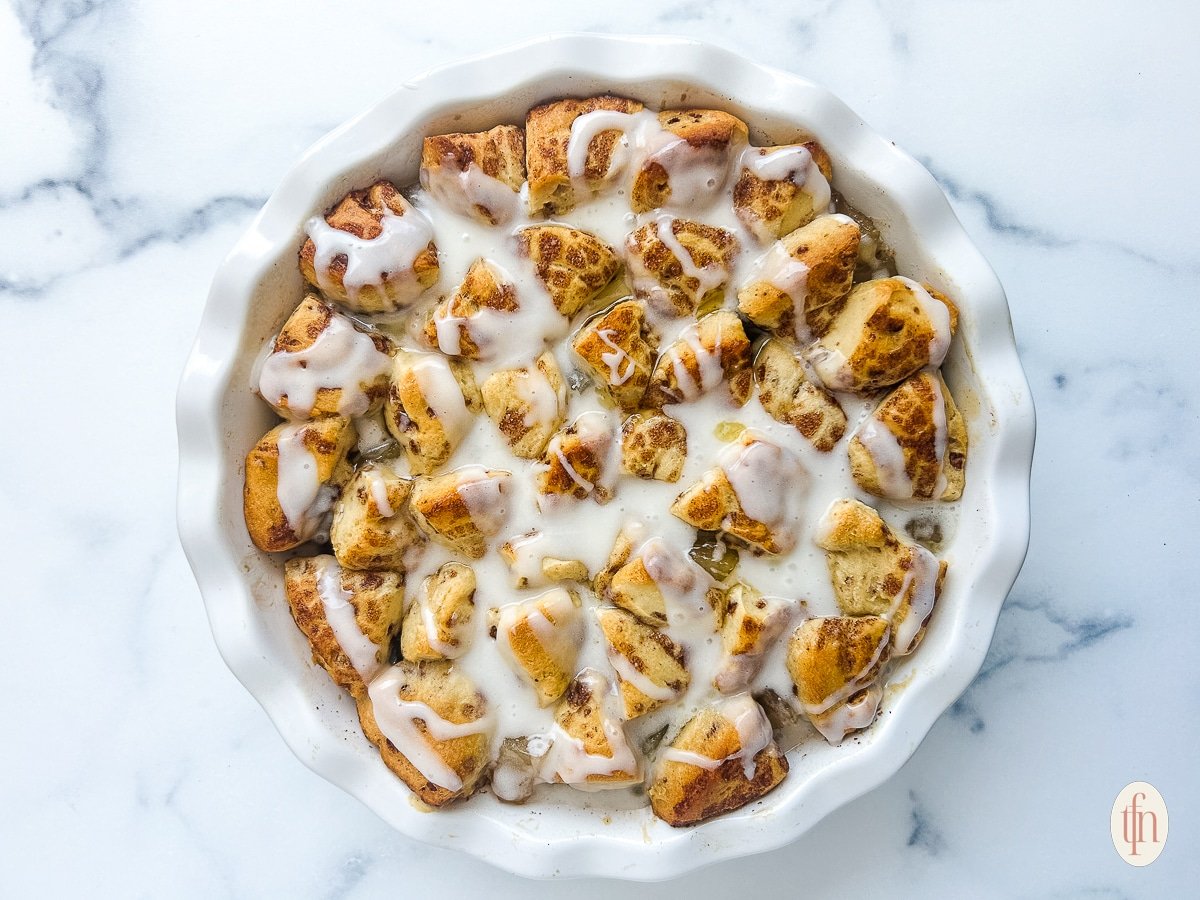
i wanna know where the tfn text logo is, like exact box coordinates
[1110,782,1168,866]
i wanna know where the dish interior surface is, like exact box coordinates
[180,34,1032,879]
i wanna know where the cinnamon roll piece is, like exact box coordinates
[754,338,847,452]
[420,125,525,225]
[595,606,689,719]
[732,139,833,242]
[400,562,476,662]
[515,225,621,317]
[493,588,583,707]
[625,217,738,318]
[629,109,748,213]
[480,351,567,458]
[542,669,642,789]
[299,180,438,313]
[643,310,753,407]
[283,555,403,698]
[408,466,511,559]
[571,299,657,411]
[422,258,519,359]
[329,462,424,572]
[384,351,481,475]
[243,416,356,552]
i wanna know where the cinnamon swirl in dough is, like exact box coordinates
[480,351,566,459]
[732,140,833,242]
[384,351,481,475]
[243,416,356,552]
[420,125,525,225]
[283,555,404,698]
[848,371,968,501]
[400,562,476,662]
[515,225,621,317]
[811,277,958,393]
[409,466,511,559]
[625,217,739,318]
[595,606,690,719]
[257,294,393,420]
[815,498,946,657]
[299,181,439,313]
[787,615,891,744]
[753,338,847,452]
[422,259,518,359]
[619,411,688,482]
[643,310,753,407]
[648,694,788,826]
[358,660,491,806]
[570,299,657,411]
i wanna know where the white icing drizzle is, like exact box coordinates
[660,694,772,780]
[565,109,673,193]
[595,328,635,385]
[539,671,639,788]
[718,436,799,529]
[367,666,490,791]
[514,363,563,429]
[306,195,434,306]
[748,240,810,317]
[895,276,952,368]
[665,321,726,402]
[363,467,395,518]
[496,588,581,688]
[313,555,382,680]
[888,543,941,656]
[812,682,882,744]
[854,416,913,498]
[258,309,391,418]
[605,641,678,702]
[928,373,950,498]
[454,466,512,537]
[421,156,520,224]
[274,423,334,540]
[420,598,461,658]
[408,353,473,447]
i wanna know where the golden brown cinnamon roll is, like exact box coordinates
[815,498,946,656]
[648,694,788,826]
[810,277,959,393]
[283,555,403,698]
[595,606,689,719]
[329,462,424,572]
[848,371,967,501]
[714,583,794,694]
[643,310,753,407]
[515,225,621,317]
[357,660,491,806]
[753,338,847,452]
[243,416,356,552]
[480,351,567,459]
[571,299,657,411]
[422,258,518,359]
[383,351,481,475]
[542,669,642,788]
[625,217,738,318]
[493,587,583,706]
[256,294,393,420]
[787,614,890,744]
[408,466,511,559]
[525,95,645,214]
[619,411,688,482]
[732,139,833,242]
[630,109,749,213]
[420,125,525,225]
[400,562,476,662]
[736,213,860,337]
[299,180,439,313]
[536,411,616,506]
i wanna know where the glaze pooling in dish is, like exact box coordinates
[240,94,969,826]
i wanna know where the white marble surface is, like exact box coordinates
[3,0,1197,894]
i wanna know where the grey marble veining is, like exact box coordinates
[3,0,1197,896]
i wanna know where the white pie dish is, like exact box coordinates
[176,32,1035,880]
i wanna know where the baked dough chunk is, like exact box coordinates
[815,498,946,656]
[787,615,891,744]
[499,531,589,589]
[644,310,753,407]
[630,109,749,213]
[257,293,394,419]
[670,432,801,555]
[754,338,847,452]
[648,694,788,826]
[732,140,834,242]
[625,217,739,318]
[422,259,519,359]
[571,300,656,410]
[526,95,644,215]
[384,351,481,475]
[400,562,476,662]
[330,462,424,571]
[299,180,439,313]
[620,411,688,482]
[494,588,583,706]
[811,277,959,393]
[409,466,511,559]
[420,125,525,225]
[605,536,699,629]
[737,214,860,337]
[244,416,356,552]
[596,606,689,719]
[358,661,491,807]
[848,371,967,501]
[480,351,566,458]
[536,411,615,505]
[515,225,621,317]
[543,669,642,788]
[283,555,404,698]
[714,583,794,694]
